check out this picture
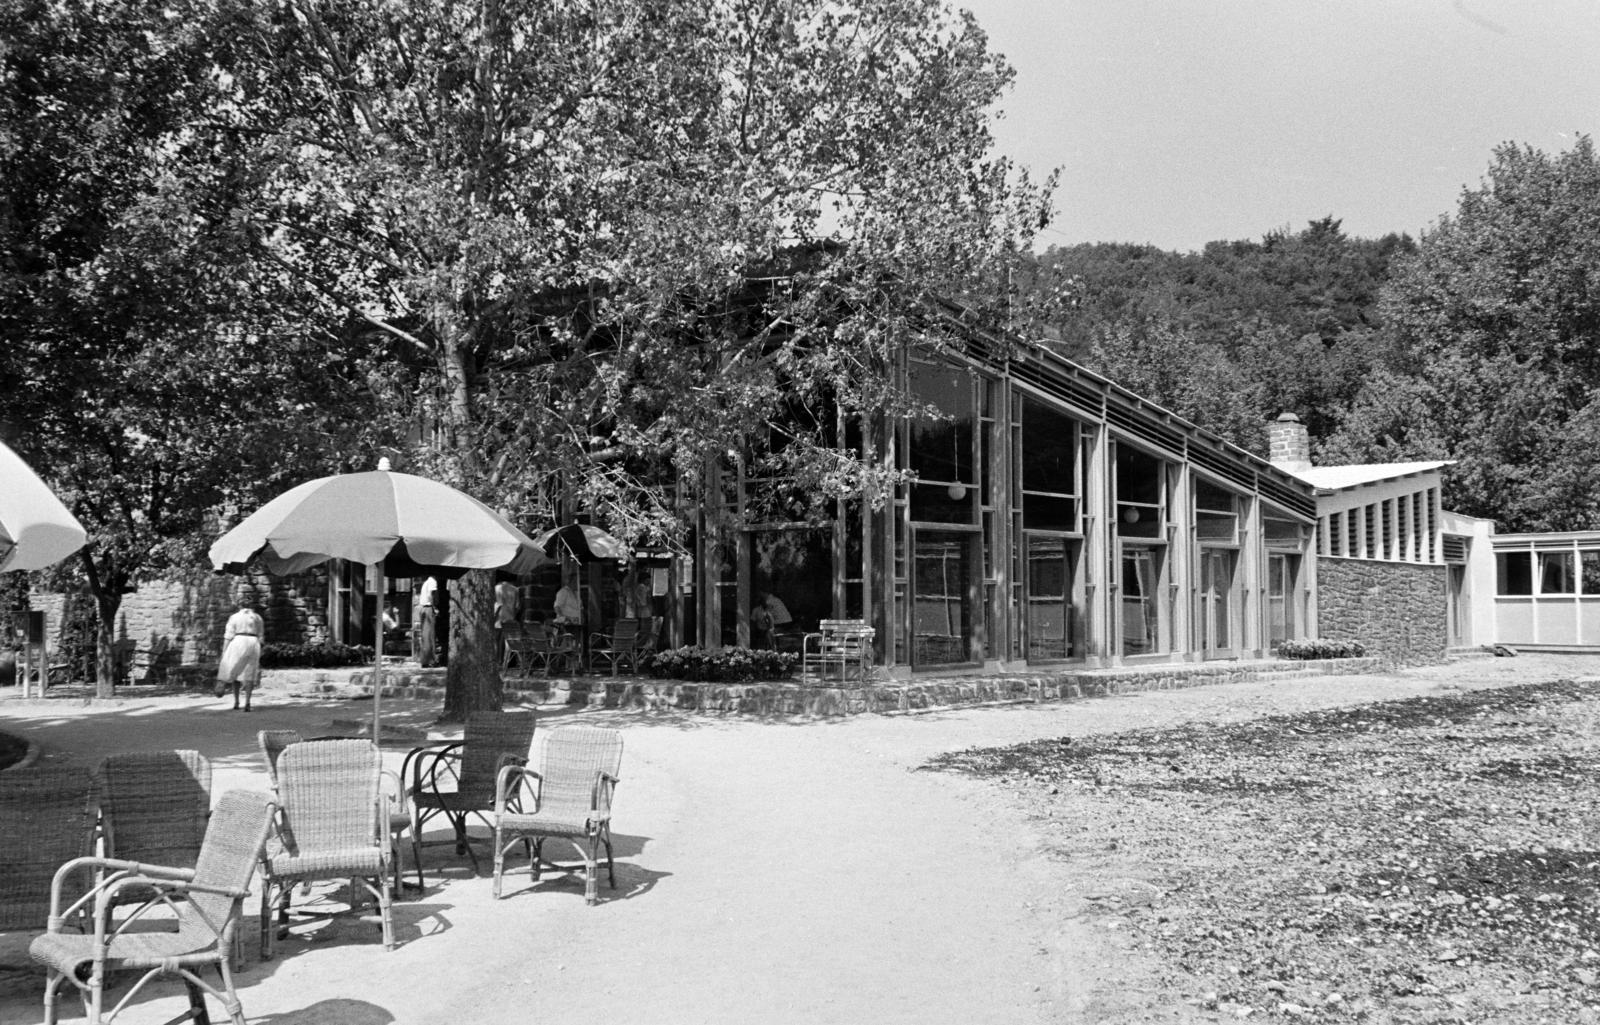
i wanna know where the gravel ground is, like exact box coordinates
[0,652,1595,1024]
[925,652,1600,1024]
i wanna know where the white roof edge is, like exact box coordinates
[1284,460,1454,492]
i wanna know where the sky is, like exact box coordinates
[956,0,1600,253]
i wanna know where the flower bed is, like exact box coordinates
[640,645,798,682]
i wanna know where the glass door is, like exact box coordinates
[913,530,975,666]
[1120,546,1162,656]
[1199,548,1237,657]
[1267,552,1299,649]
[1025,534,1079,661]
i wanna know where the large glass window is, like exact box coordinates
[913,531,974,666]
[1583,551,1600,594]
[1021,398,1078,531]
[1497,552,1533,595]
[1195,478,1239,543]
[908,361,976,524]
[1116,447,1164,539]
[1539,551,1576,594]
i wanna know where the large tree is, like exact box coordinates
[1323,137,1600,531]
[0,0,373,695]
[196,0,1054,716]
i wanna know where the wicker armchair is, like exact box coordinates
[260,739,393,958]
[588,619,643,676]
[506,623,578,678]
[492,726,624,905]
[405,710,536,884]
[29,789,276,1025]
[0,766,96,934]
[257,729,410,896]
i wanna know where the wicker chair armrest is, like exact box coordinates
[98,874,245,944]
[592,771,619,819]
[402,741,462,793]
[494,763,544,813]
[48,859,198,932]
[380,768,408,816]
[409,743,466,797]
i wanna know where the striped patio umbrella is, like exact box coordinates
[533,523,627,563]
[209,460,552,739]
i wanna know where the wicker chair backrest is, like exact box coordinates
[94,749,212,866]
[276,739,380,854]
[534,726,624,817]
[460,711,537,788]
[257,730,304,789]
[185,789,274,929]
[0,766,95,931]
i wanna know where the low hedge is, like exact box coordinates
[641,645,799,682]
[260,641,376,669]
[1276,639,1367,660]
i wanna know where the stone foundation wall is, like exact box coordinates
[314,656,1384,716]
[1317,557,1447,665]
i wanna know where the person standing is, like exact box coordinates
[215,600,264,711]
[494,578,520,659]
[417,575,439,667]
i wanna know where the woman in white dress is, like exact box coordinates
[215,601,264,711]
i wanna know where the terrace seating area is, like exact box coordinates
[0,712,631,1024]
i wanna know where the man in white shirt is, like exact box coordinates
[417,576,440,667]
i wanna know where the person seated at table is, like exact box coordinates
[554,574,583,628]
[382,603,407,654]
[753,590,793,649]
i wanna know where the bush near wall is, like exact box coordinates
[642,646,798,682]
[1277,639,1367,660]
[261,641,375,669]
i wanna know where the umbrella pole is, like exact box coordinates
[372,561,384,744]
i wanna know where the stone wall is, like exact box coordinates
[1317,556,1447,665]
[29,568,329,679]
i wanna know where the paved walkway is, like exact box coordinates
[1,653,1596,1024]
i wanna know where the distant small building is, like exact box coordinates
[1269,411,1600,657]
[1267,413,1453,662]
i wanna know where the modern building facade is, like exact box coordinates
[683,332,1322,675]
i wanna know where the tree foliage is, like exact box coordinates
[0,0,373,694]
[1325,138,1600,531]
[189,0,1054,713]
[1033,218,1412,451]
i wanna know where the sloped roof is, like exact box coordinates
[1284,460,1452,492]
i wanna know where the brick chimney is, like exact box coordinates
[1268,412,1312,472]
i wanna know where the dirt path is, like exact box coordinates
[1,652,1594,1024]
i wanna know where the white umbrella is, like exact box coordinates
[209,459,553,740]
[0,439,86,572]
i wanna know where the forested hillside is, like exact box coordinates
[1033,217,1414,452]
[1023,137,1600,533]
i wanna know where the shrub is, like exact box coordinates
[261,641,375,669]
[1276,639,1367,660]
[641,645,798,682]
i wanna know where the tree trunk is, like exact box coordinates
[93,590,121,699]
[442,568,502,720]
